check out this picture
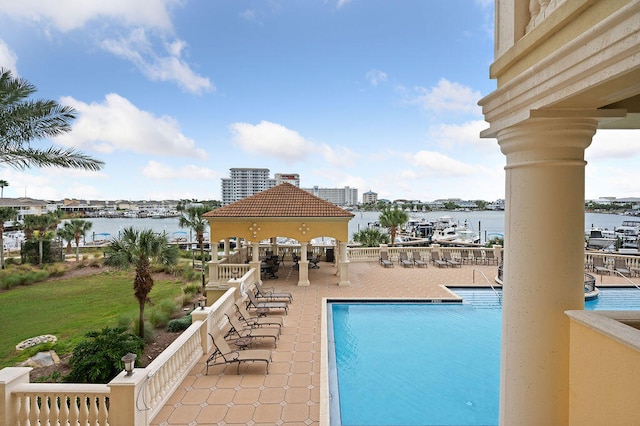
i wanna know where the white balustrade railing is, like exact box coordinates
[12,383,110,426]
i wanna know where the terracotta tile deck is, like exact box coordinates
[150,259,629,426]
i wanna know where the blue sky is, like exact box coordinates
[0,0,637,202]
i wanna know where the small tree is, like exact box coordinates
[178,205,211,292]
[378,206,409,247]
[104,228,178,338]
[65,327,143,384]
[66,219,92,261]
[352,227,390,247]
[22,211,62,266]
[0,206,17,268]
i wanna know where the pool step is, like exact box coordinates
[451,288,503,308]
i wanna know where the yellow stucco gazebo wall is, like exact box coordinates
[207,216,351,244]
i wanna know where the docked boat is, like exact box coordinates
[430,216,480,245]
[615,219,640,249]
[586,227,616,250]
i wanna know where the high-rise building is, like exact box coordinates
[221,168,275,205]
[274,173,300,187]
[362,190,377,204]
[302,186,358,206]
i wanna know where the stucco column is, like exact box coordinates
[338,241,350,286]
[249,243,261,281]
[298,242,310,286]
[497,117,596,425]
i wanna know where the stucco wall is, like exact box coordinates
[567,310,640,426]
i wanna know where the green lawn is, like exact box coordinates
[0,270,185,368]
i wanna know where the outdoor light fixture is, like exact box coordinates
[232,269,239,279]
[121,352,137,376]
[198,296,207,309]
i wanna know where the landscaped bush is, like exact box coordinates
[167,314,192,332]
[44,263,68,277]
[148,299,178,328]
[0,269,50,289]
[65,326,143,384]
[182,282,200,296]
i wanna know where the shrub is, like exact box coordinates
[148,308,171,328]
[167,314,192,332]
[44,263,68,277]
[65,327,143,384]
[182,282,200,296]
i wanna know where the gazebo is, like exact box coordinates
[203,183,354,293]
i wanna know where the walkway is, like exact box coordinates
[150,259,630,425]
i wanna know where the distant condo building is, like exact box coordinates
[302,186,358,207]
[221,168,276,205]
[274,173,300,187]
[362,190,377,204]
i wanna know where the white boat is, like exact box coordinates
[431,216,480,245]
[614,219,640,249]
[586,227,616,249]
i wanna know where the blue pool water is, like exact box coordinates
[329,288,640,426]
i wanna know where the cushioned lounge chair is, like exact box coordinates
[225,314,280,347]
[246,291,289,314]
[442,251,461,268]
[254,280,293,303]
[592,256,611,275]
[380,251,394,268]
[206,331,272,374]
[235,300,283,329]
[398,251,414,268]
[614,257,631,277]
[412,251,428,268]
[309,255,321,269]
[431,251,448,268]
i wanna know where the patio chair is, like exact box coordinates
[235,300,283,329]
[430,251,448,268]
[484,250,498,265]
[225,314,280,347]
[614,257,631,277]
[412,251,428,268]
[471,249,485,265]
[380,251,394,268]
[246,291,289,314]
[263,258,279,279]
[398,251,414,268]
[292,253,300,269]
[442,251,461,268]
[460,249,474,265]
[591,256,610,275]
[254,280,293,303]
[309,255,321,269]
[206,331,272,374]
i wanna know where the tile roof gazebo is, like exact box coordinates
[203,183,354,287]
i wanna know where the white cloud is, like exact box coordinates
[427,120,496,151]
[365,69,387,87]
[0,39,18,75]
[229,121,315,162]
[587,129,639,160]
[406,150,477,177]
[56,93,207,158]
[413,78,482,115]
[0,0,176,32]
[101,29,213,95]
[141,160,219,180]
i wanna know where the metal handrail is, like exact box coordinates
[473,269,502,302]
[584,273,596,293]
[612,270,640,290]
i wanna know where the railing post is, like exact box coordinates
[191,310,210,355]
[0,367,31,425]
[107,369,148,426]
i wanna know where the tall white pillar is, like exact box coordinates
[497,117,596,425]
[338,241,350,286]
[298,242,310,286]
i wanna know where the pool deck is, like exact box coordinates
[150,260,633,426]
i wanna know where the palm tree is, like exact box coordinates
[352,227,390,247]
[103,227,178,338]
[178,205,210,292]
[23,211,62,266]
[0,68,104,171]
[0,206,17,268]
[67,219,92,261]
[56,225,74,255]
[378,206,409,247]
[0,180,8,197]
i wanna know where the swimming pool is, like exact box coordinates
[327,288,640,426]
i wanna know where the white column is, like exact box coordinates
[338,241,350,286]
[250,243,260,281]
[497,117,596,425]
[298,242,310,286]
